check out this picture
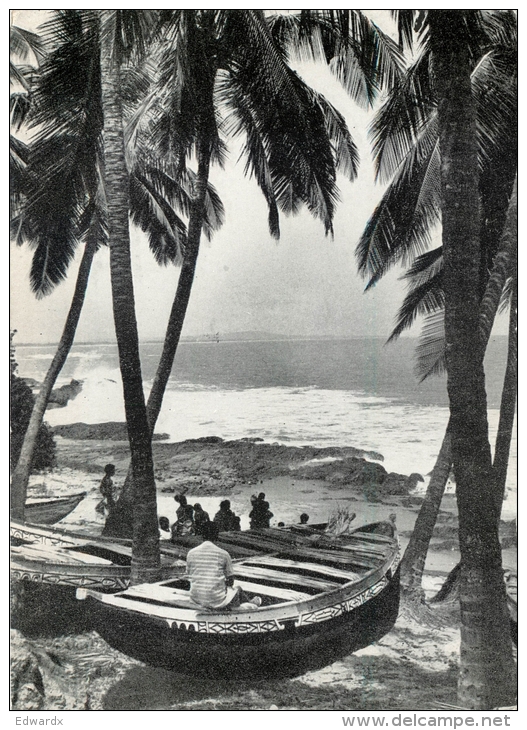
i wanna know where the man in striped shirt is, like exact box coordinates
[186,521,238,609]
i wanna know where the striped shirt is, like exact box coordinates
[186,541,234,608]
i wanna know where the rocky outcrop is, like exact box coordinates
[150,438,420,500]
[51,430,423,501]
[47,379,83,409]
[53,422,169,441]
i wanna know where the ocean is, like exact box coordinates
[15,335,516,519]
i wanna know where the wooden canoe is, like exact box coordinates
[24,492,86,524]
[10,521,185,593]
[77,519,401,678]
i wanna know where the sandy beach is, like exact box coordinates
[11,430,517,711]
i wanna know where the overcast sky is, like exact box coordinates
[9,9,508,345]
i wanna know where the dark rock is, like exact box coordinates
[53,422,169,441]
[47,379,83,409]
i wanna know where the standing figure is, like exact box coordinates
[97,463,116,517]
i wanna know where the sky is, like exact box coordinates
[9,9,509,345]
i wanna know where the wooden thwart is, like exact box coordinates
[233,564,340,593]
[245,556,361,582]
[277,545,381,570]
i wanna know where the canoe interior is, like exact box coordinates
[80,520,400,677]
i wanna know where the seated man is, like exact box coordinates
[186,521,260,611]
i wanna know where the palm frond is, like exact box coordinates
[309,92,359,181]
[129,171,187,266]
[473,51,517,173]
[331,11,403,108]
[369,48,435,183]
[10,92,31,130]
[10,25,45,63]
[269,11,403,106]
[221,12,346,234]
[402,246,443,284]
[357,116,441,286]
[414,310,446,381]
[28,11,102,142]
[9,136,29,213]
[14,127,101,295]
[391,10,416,52]
[153,10,222,164]
[480,10,517,49]
[10,62,36,91]
[388,269,444,343]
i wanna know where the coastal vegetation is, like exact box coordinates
[10,9,516,711]
[10,331,56,473]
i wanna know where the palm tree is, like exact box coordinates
[428,9,514,708]
[9,13,223,526]
[354,11,516,602]
[323,8,516,708]
[105,9,366,536]
[400,181,517,599]
[97,8,164,583]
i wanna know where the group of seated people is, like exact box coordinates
[162,491,282,540]
[159,495,242,540]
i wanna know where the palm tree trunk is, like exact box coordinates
[429,10,515,709]
[400,420,452,597]
[99,11,160,584]
[103,140,212,537]
[401,177,517,601]
[10,234,97,520]
[492,278,517,511]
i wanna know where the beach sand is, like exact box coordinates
[11,433,517,711]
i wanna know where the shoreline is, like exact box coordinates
[28,432,517,574]
[13,430,517,711]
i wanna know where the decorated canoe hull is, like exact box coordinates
[83,567,399,677]
[79,520,401,678]
[10,522,184,593]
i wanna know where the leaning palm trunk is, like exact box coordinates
[10,233,97,520]
[99,11,160,584]
[400,422,452,597]
[400,176,517,601]
[429,11,515,709]
[103,139,212,538]
[492,278,517,512]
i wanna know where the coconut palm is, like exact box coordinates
[399,181,517,600]
[9,12,224,531]
[353,10,516,604]
[105,9,367,536]
[379,9,515,709]
[357,11,516,367]
[96,8,163,583]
